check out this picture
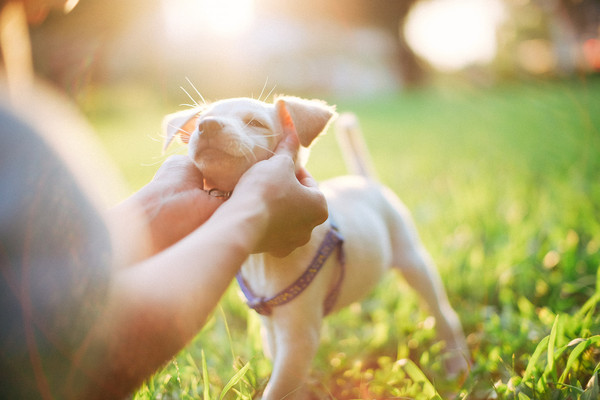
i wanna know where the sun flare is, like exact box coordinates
[404,0,506,71]
[162,0,255,39]
[201,0,255,35]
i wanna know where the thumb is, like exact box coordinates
[274,103,300,159]
[296,166,319,188]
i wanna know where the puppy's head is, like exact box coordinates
[163,96,336,191]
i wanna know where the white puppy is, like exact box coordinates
[163,96,469,399]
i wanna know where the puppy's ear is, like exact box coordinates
[275,96,336,147]
[161,108,200,151]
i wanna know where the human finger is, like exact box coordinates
[274,103,300,159]
[295,166,319,188]
[153,155,204,189]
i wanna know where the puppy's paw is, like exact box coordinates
[444,347,471,383]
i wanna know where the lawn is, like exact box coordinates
[85,77,600,399]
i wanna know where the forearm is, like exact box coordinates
[81,198,266,398]
[114,197,264,331]
[105,195,154,267]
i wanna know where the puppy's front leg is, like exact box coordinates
[262,310,322,400]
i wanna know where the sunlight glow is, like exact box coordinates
[404,0,506,71]
[201,0,255,35]
[64,0,80,13]
[162,0,255,39]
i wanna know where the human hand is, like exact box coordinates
[230,105,328,257]
[131,155,224,254]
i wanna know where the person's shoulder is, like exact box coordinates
[0,99,40,138]
[1,82,128,207]
[0,100,54,173]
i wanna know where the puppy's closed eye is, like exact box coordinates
[247,119,267,129]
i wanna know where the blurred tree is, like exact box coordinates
[555,0,600,38]
[256,0,428,87]
[554,0,600,72]
[497,0,600,77]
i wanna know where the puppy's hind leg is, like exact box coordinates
[399,245,470,376]
[385,194,469,377]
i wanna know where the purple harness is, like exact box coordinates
[236,219,345,316]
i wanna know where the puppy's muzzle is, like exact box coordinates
[197,117,224,137]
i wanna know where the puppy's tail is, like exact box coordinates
[334,112,378,181]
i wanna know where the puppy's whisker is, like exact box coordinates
[238,139,267,161]
[168,124,193,136]
[180,86,199,107]
[238,142,255,162]
[141,159,165,167]
[249,133,280,139]
[147,132,163,143]
[142,143,187,166]
[264,84,277,102]
[252,143,276,156]
[185,77,207,105]
[258,77,269,102]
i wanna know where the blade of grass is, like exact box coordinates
[399,359,442,399]
[581,371,599,400]
[201,349,210,400]
[596,266,600,296]
[186,352,200,373]
[545,315,560,376]
[574,292,600,321]
[219,305,237,360]
[523,336,550,382]
[559,336,600,384]
[219,361,251,400]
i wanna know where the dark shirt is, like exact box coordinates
[0,104,111,398]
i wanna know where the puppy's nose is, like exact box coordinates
[198,117,224,136]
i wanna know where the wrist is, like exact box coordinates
[207,192,269,255]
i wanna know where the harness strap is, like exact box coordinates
[236,220,345,316]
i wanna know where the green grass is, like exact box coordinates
[85,77,600,399]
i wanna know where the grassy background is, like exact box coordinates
[85,77,600,399]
